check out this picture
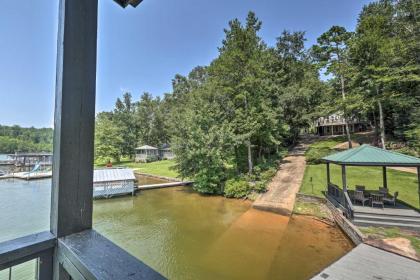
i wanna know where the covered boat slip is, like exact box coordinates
[323,144,420,229]
[93,168,136,198]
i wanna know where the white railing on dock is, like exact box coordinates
[93,180,135,198]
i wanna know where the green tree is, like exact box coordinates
[113,92,138,157]
[312,26,354,148]
[210,11,269,175]
[94,112,124,163]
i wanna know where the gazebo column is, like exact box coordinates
[417,167,420,208]
[341,165,347,205]
[326,163,331,185]
[382,166,388,189]
[341,165,347,192]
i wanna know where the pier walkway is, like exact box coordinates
[312,244,420,280]
[253,139,311,215]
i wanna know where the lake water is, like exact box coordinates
[0,154,8,161]
[0,179,353,279]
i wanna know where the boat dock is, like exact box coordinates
[0,171,52,180]
[137,181,193,190]
[311,244,420,280]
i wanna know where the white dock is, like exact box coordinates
[0,171,52,180]
[137,181,193,190]
[311,244,420,280]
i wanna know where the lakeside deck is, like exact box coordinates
[0,171,52,180]
[312,244,420,280]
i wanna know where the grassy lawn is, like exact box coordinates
[97,159,179,178]
[360,226,420,255]
[293,200,331,220]
[300,137,419,209]
[300,164,419,209]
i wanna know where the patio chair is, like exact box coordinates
[354,190,369,206]
[379,187,388,195]
[371,193,384,208]
[355,185,366,192]
[383,191,398,206]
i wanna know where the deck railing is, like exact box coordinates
[327,183,354,219]
[0,230,165,279]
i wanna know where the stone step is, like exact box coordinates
[354,214,420,225]
[353,219,420,230]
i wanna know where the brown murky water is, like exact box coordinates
[93,187,353,280]
[0,180,353,279]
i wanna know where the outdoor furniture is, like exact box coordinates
[355,185,366,192]
[383,191,399,206]
[371,193,384,208]
[354,190,370,206]
[379,187,388,195]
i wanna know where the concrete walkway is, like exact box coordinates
[253,140,310,216]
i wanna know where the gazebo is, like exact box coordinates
[135,145,159,162]
[322,144,420,210]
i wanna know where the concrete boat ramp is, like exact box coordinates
[253,140,309,215]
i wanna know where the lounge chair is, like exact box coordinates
[371,193,384,208]
[383,191,398,206]
[354,190,369,206]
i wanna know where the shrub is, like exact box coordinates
[253,181,267,193]
[224,178,250,198]
[261,168,276,181]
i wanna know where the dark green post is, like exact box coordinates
[382,166,388,189]
[341,165,347,192]
[417,167,420,209]
[326,163,331,184]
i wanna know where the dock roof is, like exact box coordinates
[93,168,136,183]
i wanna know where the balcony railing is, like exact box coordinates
[0,0,166,279]
[0,230,164,279]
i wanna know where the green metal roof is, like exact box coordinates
[322,144,420,166]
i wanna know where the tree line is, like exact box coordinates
[96,1,419,196]
[312,0,419,151]
[0,125,53,154]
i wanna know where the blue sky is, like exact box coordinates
[0,0,372,128]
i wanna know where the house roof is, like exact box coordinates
[94,168,136,183]
[322,144,420,167]
[136,145,158,150]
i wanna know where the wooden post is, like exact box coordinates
[51,0,98,277]
[417,167,420,209]
[341,165,347,205]
[382,166,388,189]
[326,163,331,184]
[341,165,347,192]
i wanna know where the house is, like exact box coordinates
[93,168,136,198]
[315,112,369,136]
[159,144,175,160]
[135,145,159,162]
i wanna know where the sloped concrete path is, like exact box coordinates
[253,140,310,215]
